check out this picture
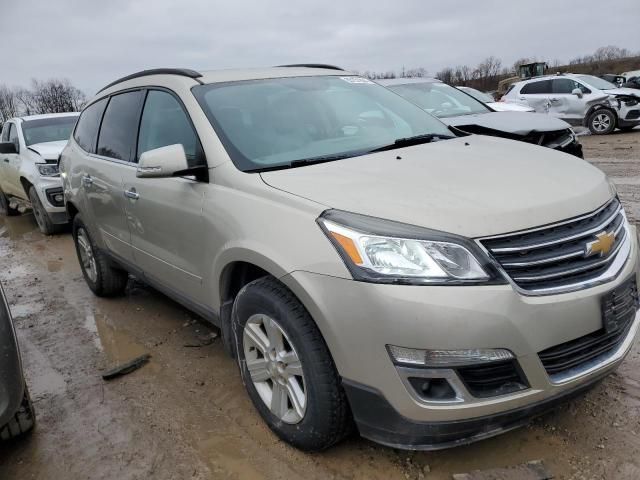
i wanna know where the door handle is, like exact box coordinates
[82,175,93,187]
[2,158,8,163]
[549,98,560,102]
[124,189,139,200]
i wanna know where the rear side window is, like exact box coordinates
[1,123,11,142]
[552,78,590,94]
[74,98,108,153]
[521,80,552,94]
[97,91,144,162]
[137,90,204,167]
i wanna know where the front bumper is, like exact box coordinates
[35,179,67,224]
[281,226,639,448]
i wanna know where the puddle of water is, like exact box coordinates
[0,215,38,240]
[199,435,266,480]
[47,260,63,272]
[10,302,44,319]
[85,311,148,366]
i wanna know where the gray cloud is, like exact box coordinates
[4,0,639,95]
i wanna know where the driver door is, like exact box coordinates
[0,123,23,197]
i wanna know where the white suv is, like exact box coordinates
[503,74,640,135]
[0,113,78,234]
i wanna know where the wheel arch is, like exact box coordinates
[584,104,618,127]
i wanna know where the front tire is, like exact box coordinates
[0,386,35,441]
[29,186,60,235]
[72,214,128,297]
[0,188,19,217]
[587,108,616,135]
[233,277,351,451]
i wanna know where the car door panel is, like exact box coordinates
[2,124,23,197]
[124,176,206,301]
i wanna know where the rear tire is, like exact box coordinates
[587,108,616,135]
[29,186,60,235]
[72,214,128,297]
[232,276,351,451]
[0,188,19,217]
[0,386,35,441]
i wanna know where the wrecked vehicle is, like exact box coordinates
[457,86,535,112]
[0,113,79,234]
[379,78,583,157]
[502,74,640,135]
[0,281,35,440]
[61,65,638,452]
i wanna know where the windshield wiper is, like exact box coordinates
[288,153,354,168]
[368,133,455,153]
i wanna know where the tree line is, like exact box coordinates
[0,79,86,128]
[358,45,638,91]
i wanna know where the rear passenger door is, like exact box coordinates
[124,89,207,303]
[518,79,553,115]
[84,91,144,264]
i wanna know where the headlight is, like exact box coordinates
[607,97,621,109]
[318,210,501,285]
[37,164,60,177]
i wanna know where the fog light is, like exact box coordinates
[387,345,514,367]
[54,194,64,203]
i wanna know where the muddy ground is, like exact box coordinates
[1,129,640,480]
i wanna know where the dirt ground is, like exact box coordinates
[1,129,640,480]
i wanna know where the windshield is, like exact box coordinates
[192,76,452,172]
[460,87,495,104]
[577,75,617,91]
[386,82,491,118]
[22,116,78,146]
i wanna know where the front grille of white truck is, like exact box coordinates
[480,198,628,294]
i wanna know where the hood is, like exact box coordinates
[441,111,571,135]
[27,140,68,161]
[261,136,612,238]
[602,87,640,98]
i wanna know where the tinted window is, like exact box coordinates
[521,80,552,94]
[22,116,78,146]
[1,123,11,142]
[97,91,144,161]
[8,123,19,150]
[552,78,589,94]
[137,90,203,167]
[74,99,108,153]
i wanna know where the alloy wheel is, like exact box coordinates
[242,314,307,424]
[76,228,98,283]
[592,113,612,133]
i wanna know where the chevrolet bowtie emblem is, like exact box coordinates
[585,231,616,258]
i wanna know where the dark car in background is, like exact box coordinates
[0,282,34,440]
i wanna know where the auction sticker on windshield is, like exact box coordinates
[340,77,374,84]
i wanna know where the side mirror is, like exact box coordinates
[0,142,18,154]
[571,88,583,98]
[136,144,189,178]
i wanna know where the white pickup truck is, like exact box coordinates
[0,113,78,234]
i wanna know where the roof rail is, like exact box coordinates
[97,68,203,94]
[276,64,344,71]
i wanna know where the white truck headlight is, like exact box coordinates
[318,210,502,285]
[37,164,60,177]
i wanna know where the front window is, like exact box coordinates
[577,75,617,91]
[386,82,491,118]
[192,76,452,172]
[22,116,78,146]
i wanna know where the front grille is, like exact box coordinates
[520,129,573,149]
[539,279,637,378]
[480,198,627,293]
[457,360,528,398]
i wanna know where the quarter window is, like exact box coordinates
[521,80,552,94]
[74,98,108,154]
[8,123,19,151]
[137,90,204,167]
[97,91,144,161]
[1,123,12,142]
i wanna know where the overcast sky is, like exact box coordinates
[4,0,639,95]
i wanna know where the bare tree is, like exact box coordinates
[592,45,631,62]
[403,67,428,78]
[26,79,86,114]
[435,67,454,84]
[0,86,20,126]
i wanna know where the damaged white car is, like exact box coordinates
[0,113,79,234]
[379,78,583,157]
[503,74,640,135]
